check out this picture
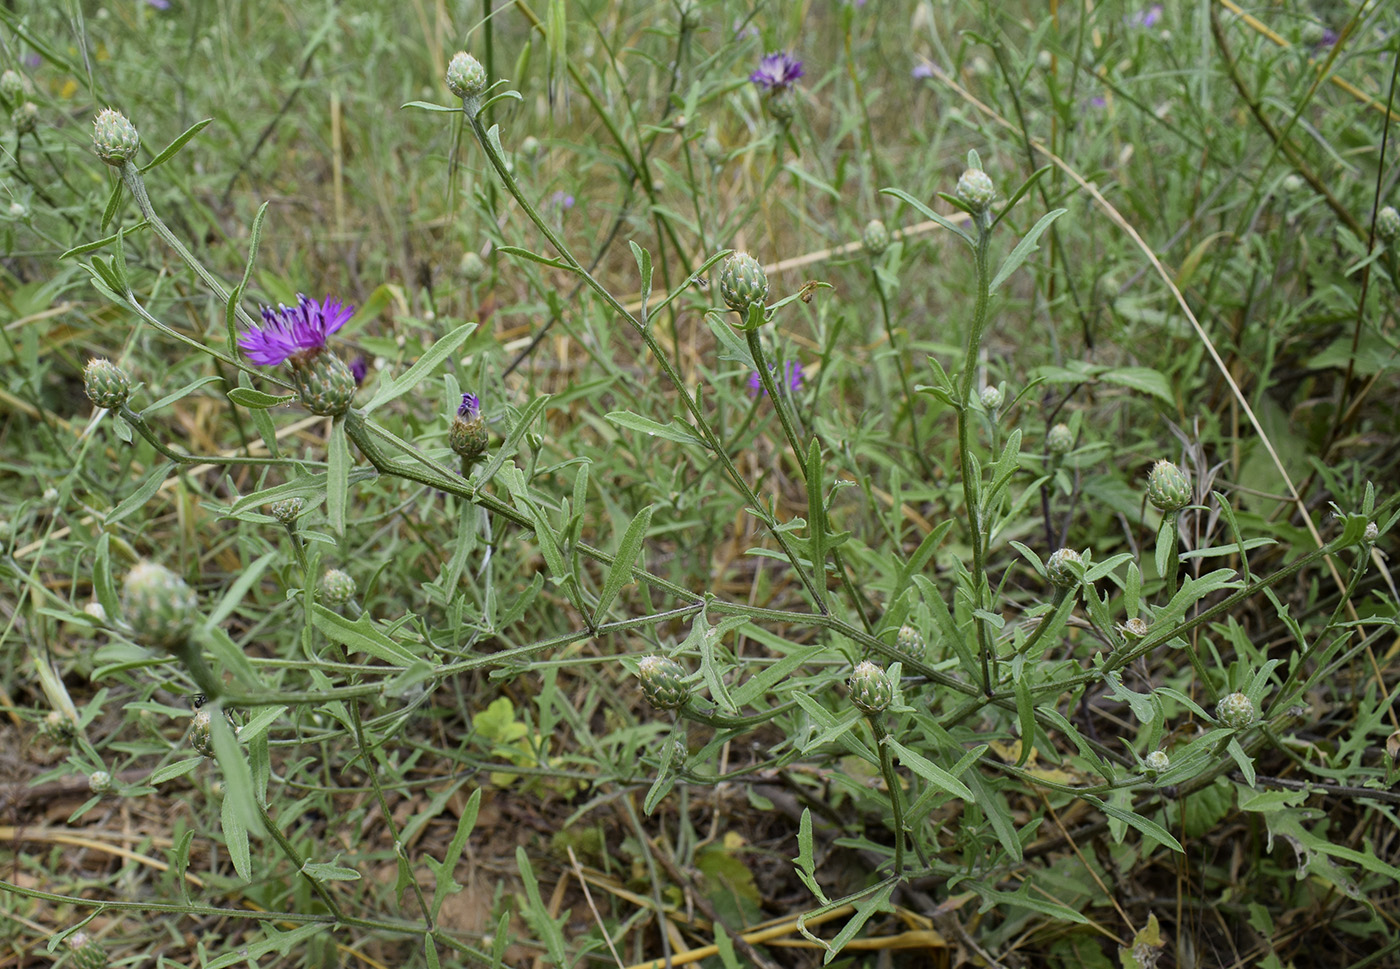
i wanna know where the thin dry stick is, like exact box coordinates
[567,846,625,969]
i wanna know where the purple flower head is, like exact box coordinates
[750,51,804,92]
[458,393,481,420]
[912,63,936,80]
[145,0,171,9]
[238,293,354,367]
[549,190,575,211]
[1125,4,1162,28]
[1089,95,1107,109]
[349,356,368,385]
[748,360,803,397]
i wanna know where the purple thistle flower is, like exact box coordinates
[238,293,354,367]
[748,360,803,397]
[458,393,481,420]
[349,356,368,385]
[750,51,804,92]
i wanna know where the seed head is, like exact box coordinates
[638,655,690,710]
[446,52,487,99]
[862,219,890,256]
[1146,459,1192,513]
[84,358,131,409]
[849,660,893,716]
[1045,547,1083,590]
[719,252,768,315]
[319,569,357,607]
[956,167,995,211]
[12,100,38,135]
[92,108,140,165]
[121,561,198,651]
[1215,691,1255,729]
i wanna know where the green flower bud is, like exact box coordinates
[460,251,487,282]
[1120,617,1149,639]
[719,251,769,314]
[849,660,893,716]
[763,87,795,122]
[42,710,76,745]
[520,135,541,160]
[84,358,131,409]
[862,219,890,256]
[1364,522,1379,544]
[12,100,37,135]
[1143,749,1169,773]
[956,167,995,211]
[1146,459,1192,513]
[92,108,140,165]
[1046,422,1073,455]
[896,623,925,658]
[289,351,356,416]
[88,770,113,795]
[1045,547,1082,590]
[122,561,198,651]
[0,70,25,106]
[320,568,357,607]
[450,393,488,463]
[267,497,305,526]
[701,132,724,164]
[638,655,690,710]
[446,52,487,99]
[1281,173,1305,195]
[979,385,1003,411]
[65,932,108,969]
[1378,206,1400,243]
[1215,691,1255,729]
[190,708,215,758]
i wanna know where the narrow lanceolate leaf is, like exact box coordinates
[210,704,258,882]
[327,416,349,535]
[429,788,482,920]
[805,440,829,592]
[140,118,213,173]
[880,187,975,246]
[592,504,653,626]
[312,605,418,666]
[990,208,1067,293]
[365,322,477,413]
[884,737,975,801]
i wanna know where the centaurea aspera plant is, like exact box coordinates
[239,294,358,417]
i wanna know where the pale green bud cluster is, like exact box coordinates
[1045,548,1082,590]
[701,132,724,164]
[0,70,25,106]
[1143,749,1169,773]
[88,770,113,795]
[1215,691,1255,729]
[896,623,925,658]
[290,352,356,416]
[520,135,542,161]
[1365,522,1379,544]
[638,655,690,710]
[122,561,198,651]
[446,52,487,99]
[12,100,37,135]
[268,496,305,525]
[65,932,108,969]
[956,168,995,211]
[84,358,131,409]
[320,569,357,606]
[460,251,487,282]
[190,708,215,757]
[719,252,768,314]
[1146,459,1192,513]
[92,108,140,166]
[862,219,890,256]
[1378,206,1400,243]
[849,660,893,715]
[1046,422,1073,455]
[979,385,1003,411]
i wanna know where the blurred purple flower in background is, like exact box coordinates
[750,51,804,92]
[749,360,803,397]
[1125,4,1162,28]
[146,0,172,9]
[912,62,936,80]
[349,357,368,385]
[549,190,575,211]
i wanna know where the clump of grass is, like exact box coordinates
[2,2,1399,968]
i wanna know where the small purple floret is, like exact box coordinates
[349,356,368,385]
[238,294,354,367]
[912,63,936,80]
[458,393,481,419]
[1125,4,1162,28]
[750,51,804,92]
[749,361,803,397]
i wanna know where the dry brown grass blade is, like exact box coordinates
[618,905,855,969]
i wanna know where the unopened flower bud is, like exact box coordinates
[88,770,113,795]
[190,708,215,757]
[65,931,107,969]
[289,351,356,416]
[0,70,25,106]
[1281,173,1305,195]
[719,252,768,314]
[84,358,131,409]
[1046,422,1073,455]
[862,219,890,256]
[520,135,541,160]
[979,385,1003,411]
[1215,691,1255,729]
[460,251,486,282]
[1143,749,1169,773]
[763,87,795,122]
[92,108,140,165]
[84,601,107,623]
[268,497,305,525]
[956,167,995,211]
[1378,206,1400,243]
[1121,617,1148,638]
[896,624,925,658]
[849,660,893,716]
[1045,547,1082,590]
[450,393,488,463]
[446,52,487,99]
[638,655,690,710]
[1364,522,1379,544]
[12,100,37,135]
[1146,459,1192,513]
[319,568,356,607]
[701,132,724,163]
[8,201,27,219]
[122,561,198,651]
